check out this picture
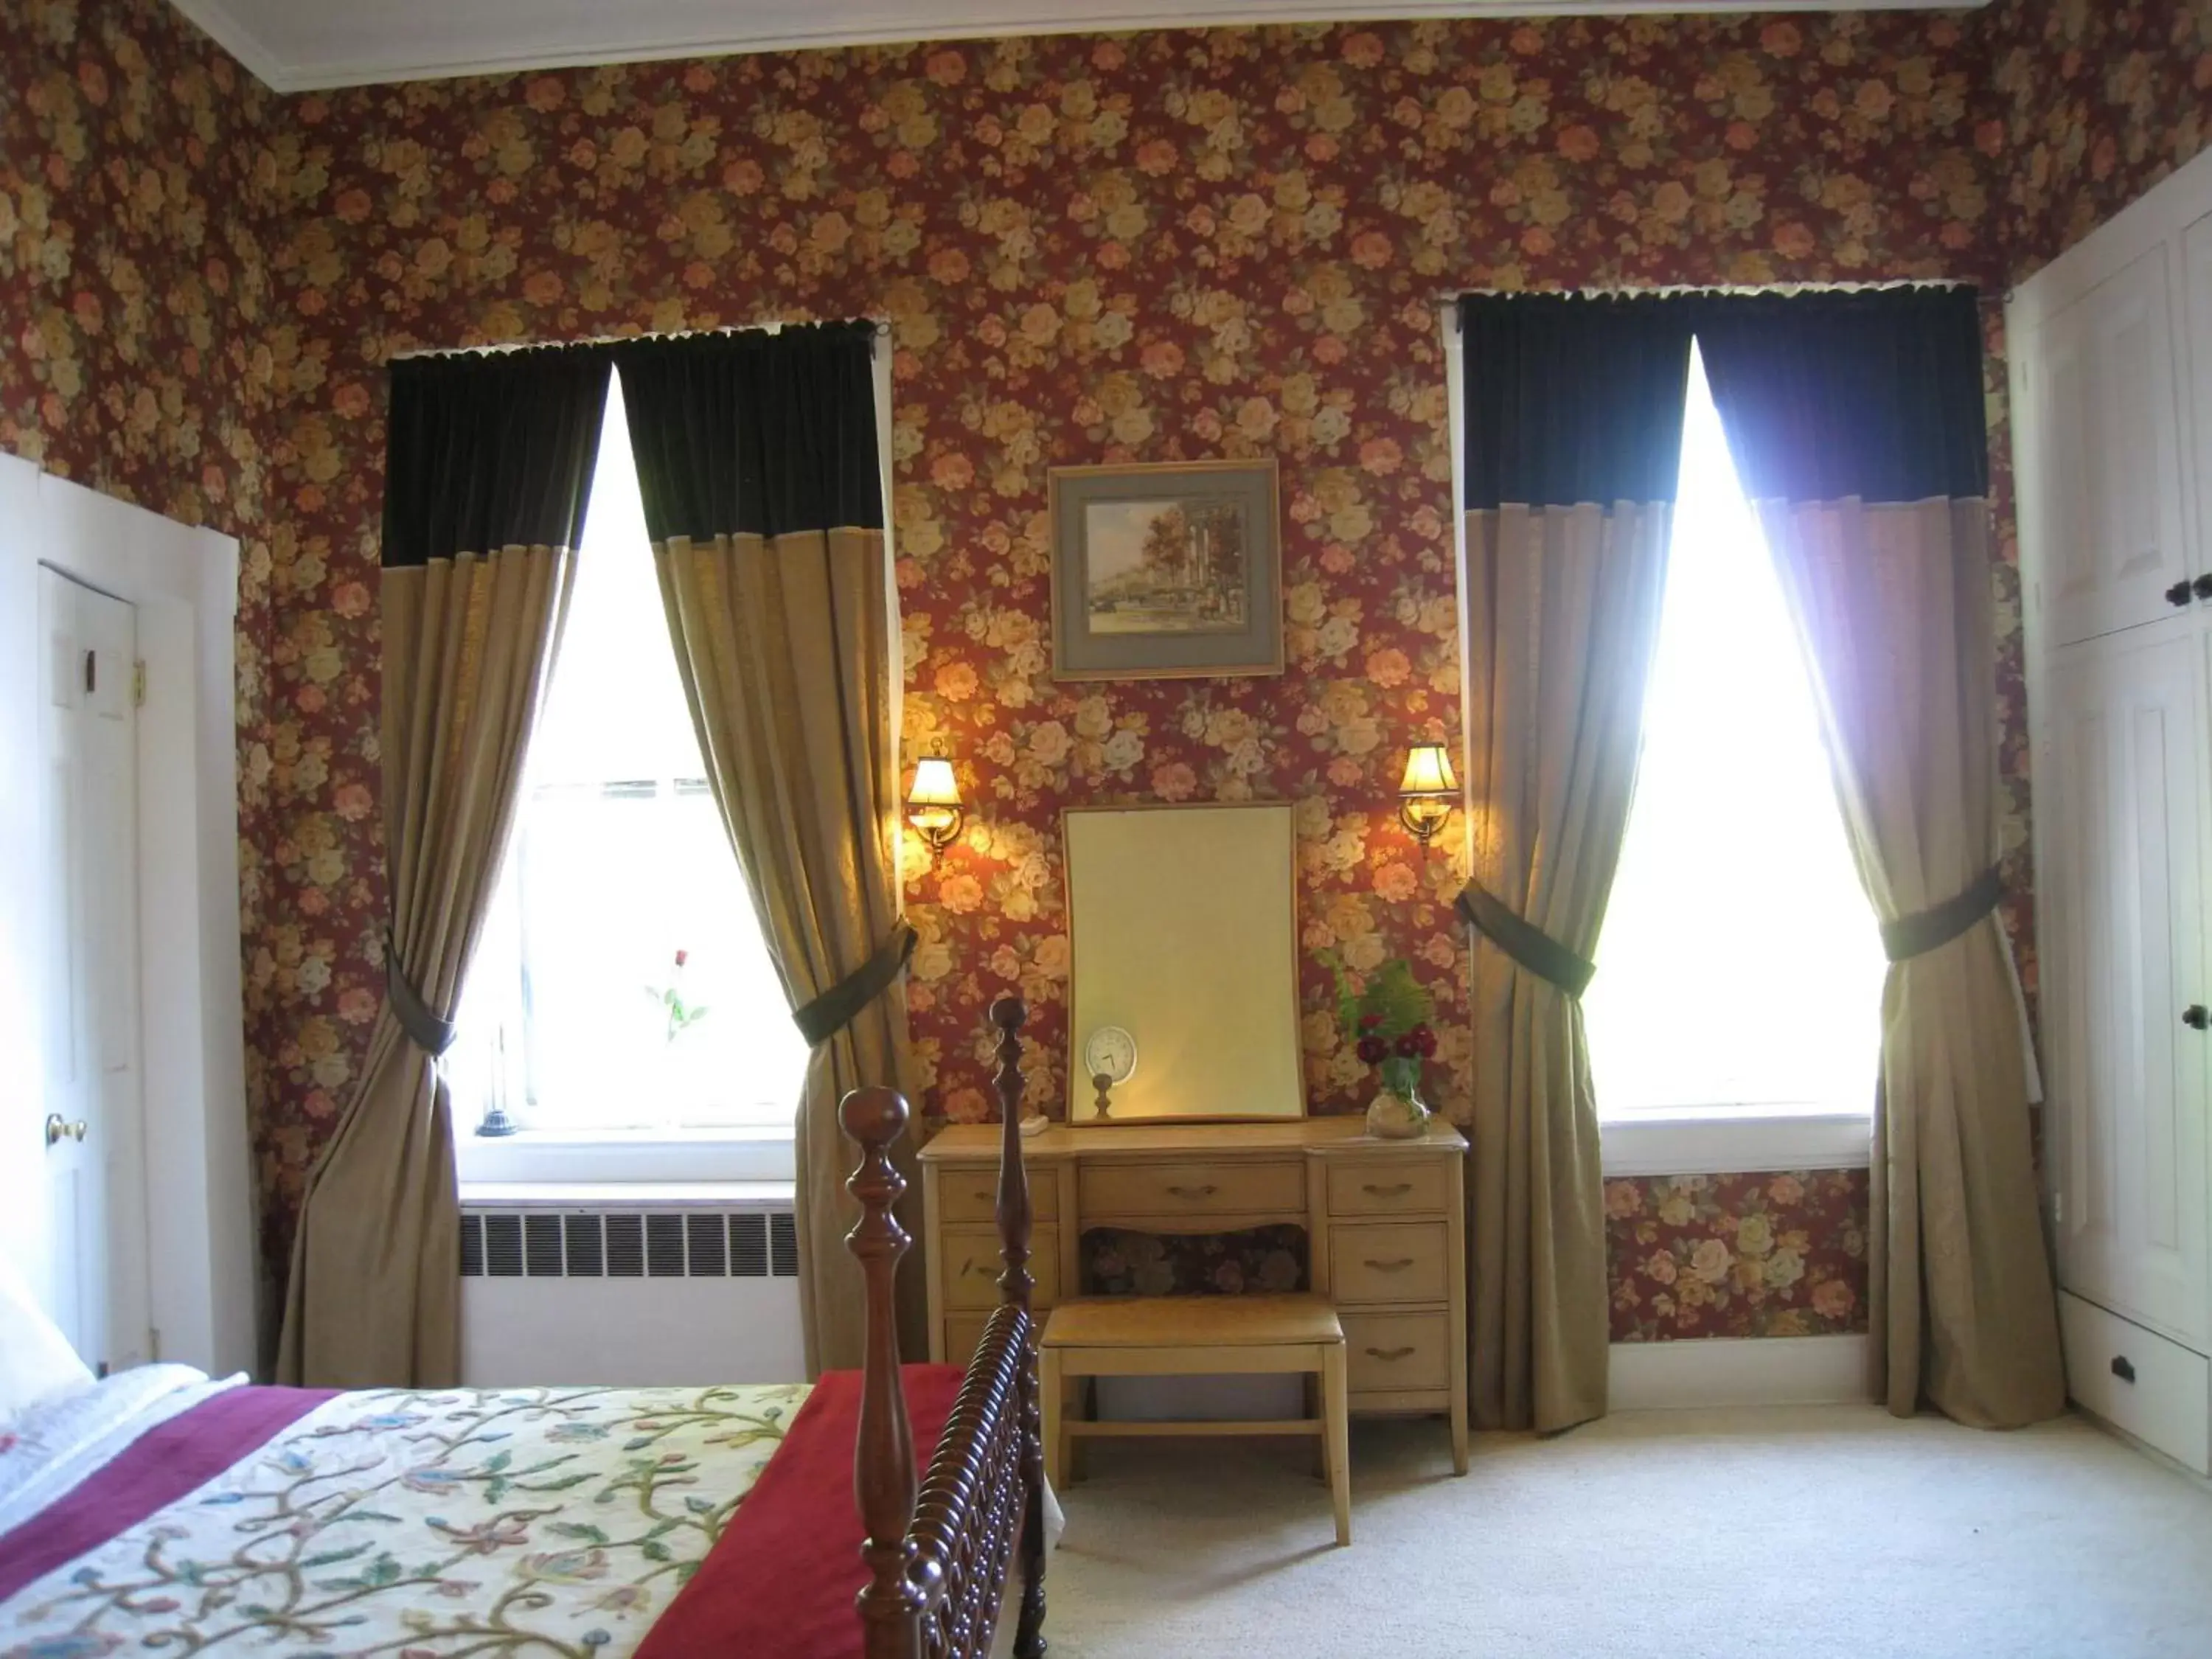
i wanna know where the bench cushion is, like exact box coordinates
[1043,1293,1343,1350]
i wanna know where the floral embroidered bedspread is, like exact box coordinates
[0,1381,810,1656]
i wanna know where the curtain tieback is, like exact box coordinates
[1881,865,2003,964]
[793,922,919,1048]
[1456,880,1597,999]
[385,936,458,1059]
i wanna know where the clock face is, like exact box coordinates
[1083,1024,1138,1085]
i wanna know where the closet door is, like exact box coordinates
[2031,246,2191,647]
[2041,619,2211,1352]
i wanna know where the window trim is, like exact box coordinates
[456,1124,798,1187]
[1599,1107,1871,1177]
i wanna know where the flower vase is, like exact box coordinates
[1366,1088,1430,1140]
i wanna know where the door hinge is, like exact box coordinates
[132,658,146,707]
[148,1326,162,1363]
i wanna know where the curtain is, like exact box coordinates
[1696,287,2064,1427]
[1455,294,1697,1432]
[615,323,920,1375]
[278,346,611,1386]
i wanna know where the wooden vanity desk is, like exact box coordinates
[919,1116,1470,1472]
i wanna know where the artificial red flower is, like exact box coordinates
[1356,1035,1388,1065]
[1393,1032,1421,1058]
[1357,1012,1383,1031]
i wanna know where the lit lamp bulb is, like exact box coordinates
[1397,742,1459,849]
[905,755,965,866]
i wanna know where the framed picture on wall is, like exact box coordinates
[1048,459,1283,679]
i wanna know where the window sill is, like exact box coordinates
[456,1126,796,1187]
[1599,1107,1871,1178]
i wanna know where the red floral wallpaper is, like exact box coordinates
[1607,1171,1869,1341]
[7,2,2202,1346]
[1983,0,2212,274]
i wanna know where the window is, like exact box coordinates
[452,374,808,1152]
[1580,344,1887,1127]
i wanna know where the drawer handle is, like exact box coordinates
[1166,1184,1218,1200]
[1362,1182,1413,1199]
[1363,1257,1415,1273]
[2112,1354,2137,1385]
[1363,1345,1416,1362]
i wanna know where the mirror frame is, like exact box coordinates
[1060,799,1307,1126]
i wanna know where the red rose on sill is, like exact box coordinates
[675,948,689,967]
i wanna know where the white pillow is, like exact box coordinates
[0,1254,95,1425]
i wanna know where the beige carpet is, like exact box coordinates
[1037,1406,2212,1658]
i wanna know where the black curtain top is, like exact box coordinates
[1691,286,1989,506]
[381,345,613,568]
[1458,292,1698,511]
[616,321,883,543]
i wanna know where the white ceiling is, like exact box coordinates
[168,0,1984,94]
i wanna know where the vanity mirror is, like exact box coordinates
[1062,801,1305,1122]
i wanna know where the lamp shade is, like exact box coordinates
[908,756,961,809]
[1398,743,1458,799]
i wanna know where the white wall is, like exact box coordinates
[0,451,256,1377]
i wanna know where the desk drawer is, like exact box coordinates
[942,1311,988,1364]
[1327,1161,1450,1217]
[938,1164,1058,1225]
[1079,1160,1304,1221]
[1329,1222,1449,1305]
[1343,1311,1451,1393]
[944,1225,1060,1310]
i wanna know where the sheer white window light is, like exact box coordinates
[454,372,807,1135]
[1582,342,1887,1120]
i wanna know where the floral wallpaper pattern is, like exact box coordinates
[4,1,2206,1346]
[1607,1171,1870,1342]
[1984,0,2212,275]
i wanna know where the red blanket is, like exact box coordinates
[636,1363,967,1659]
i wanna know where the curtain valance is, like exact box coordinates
[1457,292,1697,510]
[380,346,612,567]
[1691,286,1989,506]
[616,321,883,543]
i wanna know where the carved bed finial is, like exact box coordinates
[842,1086,928,1659]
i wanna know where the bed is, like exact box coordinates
[0,995,1048,1659]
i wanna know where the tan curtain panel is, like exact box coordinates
[1759,497,2062,1426]
[616,324,919,1374]
[278,346,608,1387]
[1454,293,1697,1433]
[1461,502,1671,1432]
[1697,287,2063,1427]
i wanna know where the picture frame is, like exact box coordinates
[1048,459,1283,680]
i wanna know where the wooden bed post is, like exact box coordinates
[842,1085,928,1659]
[991,995,1048,1658]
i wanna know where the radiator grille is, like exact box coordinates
[460,1210,799,1280]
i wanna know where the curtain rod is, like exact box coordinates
[386,316,894,362]
[1435,278,1974,312]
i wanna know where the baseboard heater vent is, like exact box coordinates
[459,1209,799,1281]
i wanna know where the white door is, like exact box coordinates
[2040,616,2212,1352]
[2031,244,2193,647]
[38,566,151,1375]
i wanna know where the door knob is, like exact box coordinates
[2166,579,2194,606]
[42,1113,87,1146]
[2194,574,2212,601]
[2184,1005,2209,1031]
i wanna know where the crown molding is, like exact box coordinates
[163,0,1990,96]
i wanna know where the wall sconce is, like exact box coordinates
[1398,742,1459,849]
[906,754,965,866]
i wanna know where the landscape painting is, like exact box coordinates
[1050,460,1281,679]
[1082,497,1249,635]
